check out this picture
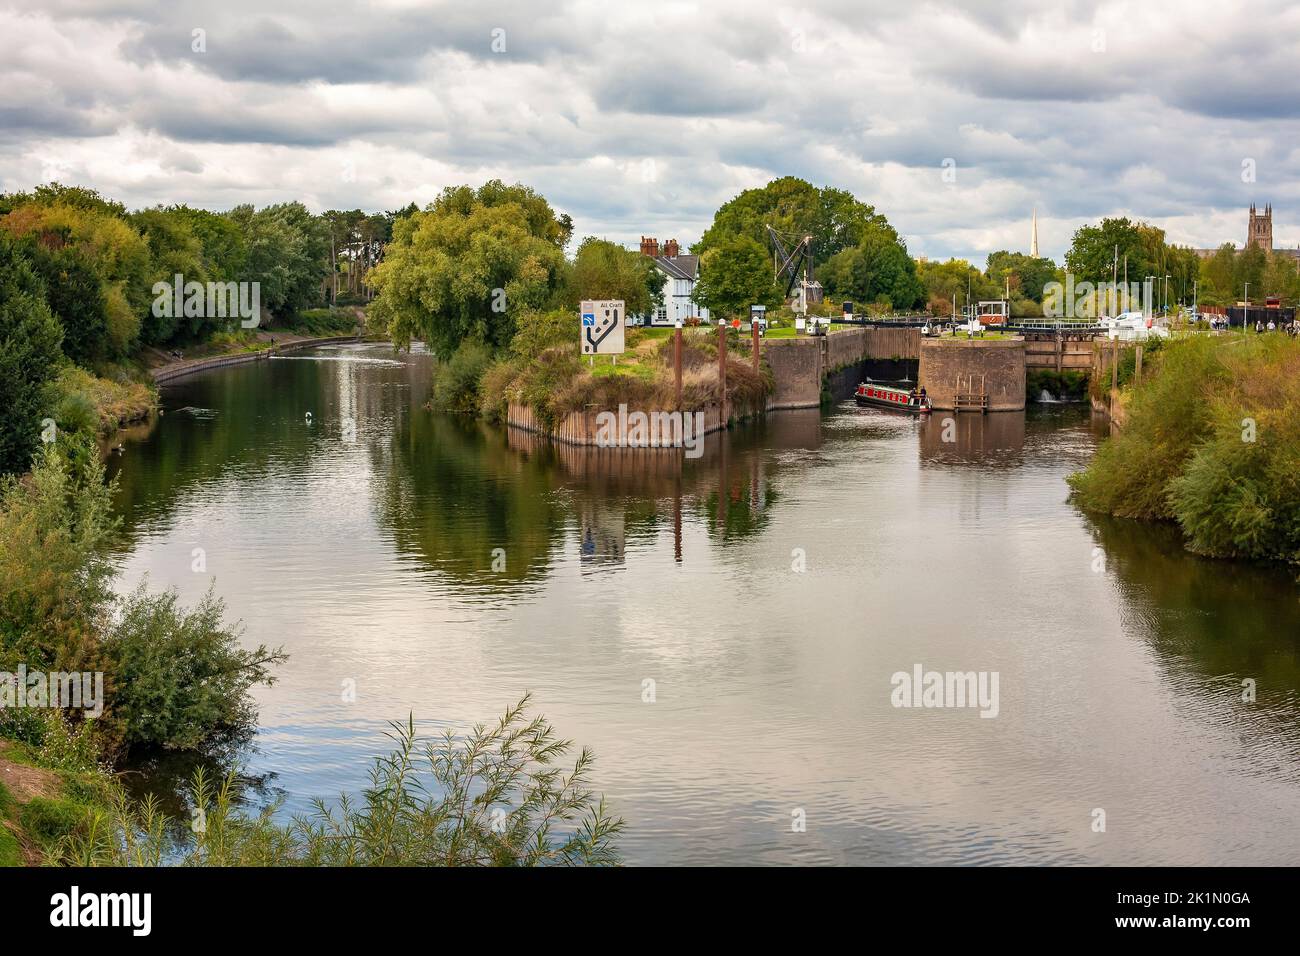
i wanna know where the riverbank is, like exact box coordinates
[1069,334,1300,564]
[147,330,366,384]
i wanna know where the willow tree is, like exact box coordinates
[368,181,572,354]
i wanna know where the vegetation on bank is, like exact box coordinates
[0,436,285,754]
[53,696,622,867]
[1069,334,1300,564]
[0,183,378,480]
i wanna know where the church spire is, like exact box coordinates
[1030,208,1039,258]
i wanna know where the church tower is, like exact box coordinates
[1247,204,1273,251]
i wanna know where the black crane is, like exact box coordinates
[765,224,815,300]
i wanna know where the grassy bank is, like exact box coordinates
[1069,334,1300,564]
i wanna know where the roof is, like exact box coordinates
[653,255,699,280]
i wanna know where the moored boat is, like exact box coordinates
[854,381,931,413]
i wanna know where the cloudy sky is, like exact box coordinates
[3,0,1298,262]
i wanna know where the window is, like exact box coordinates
[656,307,668,323]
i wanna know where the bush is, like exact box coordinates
[1,439,284,758]
[508,308,572,358]
[432,339,494,415]
[1070,334,1300,563]
[0,434,117,672]
[100,583,286,753]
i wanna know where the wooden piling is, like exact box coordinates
[674,326,683,410]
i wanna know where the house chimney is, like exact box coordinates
[640,236,660,257]
[663,238,679,258]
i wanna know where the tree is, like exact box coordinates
[569,238,661,316]
[984,251,1058,303]
[0,233,64,476]
[221,202,328,322]
[692,235,782,319]
[917,258,996,315]
[368,181,570,353]
[1065,217,1157,286]
[0,200,151,355]
[1202,244,1237,306]
[26,241,109,363]
[820,220,925,310]
[695,176,888,270]
[131,207,209,343]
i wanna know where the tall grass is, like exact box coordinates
[1070,334,1300,563]
[55,695,624,867]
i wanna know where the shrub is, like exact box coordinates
[1070,334,1300,563]
[100,583,286,754]
[509,308,572,358]
[0,434,117,672]
[57,696,624,867]
[432,339,494,415]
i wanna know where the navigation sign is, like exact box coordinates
[580,299,625,355]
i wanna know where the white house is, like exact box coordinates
[629,237,710,327]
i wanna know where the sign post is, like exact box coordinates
[580,300,625,363]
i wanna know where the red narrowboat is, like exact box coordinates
[854,382,931,413]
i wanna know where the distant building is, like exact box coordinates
[1195,204,1300,263]
[1030,208,1039,258]
[630,236,710,326]
[1247,203,1273,251]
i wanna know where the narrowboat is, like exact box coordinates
[854,381,931,413]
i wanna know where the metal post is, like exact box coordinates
[1135,343,1143,383]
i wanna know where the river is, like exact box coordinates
[104,342,1300,865]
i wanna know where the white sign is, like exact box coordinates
[580,299,625,355]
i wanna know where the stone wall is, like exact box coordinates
[762,338,823,409]
[918,338,1027,411]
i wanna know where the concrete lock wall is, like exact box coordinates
[763,338,823,409]
[918,338,1026,411]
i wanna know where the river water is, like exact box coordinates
[105,342,1300,865]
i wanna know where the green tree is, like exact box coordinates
[1065,217,1155,285]
[820,220,925,310]
[695,176,888,270]
[692,235,782,319]
[569,237,661,316]
[26,241,109,363]
[0,234,64,476]
[1202,244,1237,305]
[984,250,1058,303]
[368,181,570,353]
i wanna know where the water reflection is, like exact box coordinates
[105,343,1300,865]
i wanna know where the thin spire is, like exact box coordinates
[1030,208,1039,258]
